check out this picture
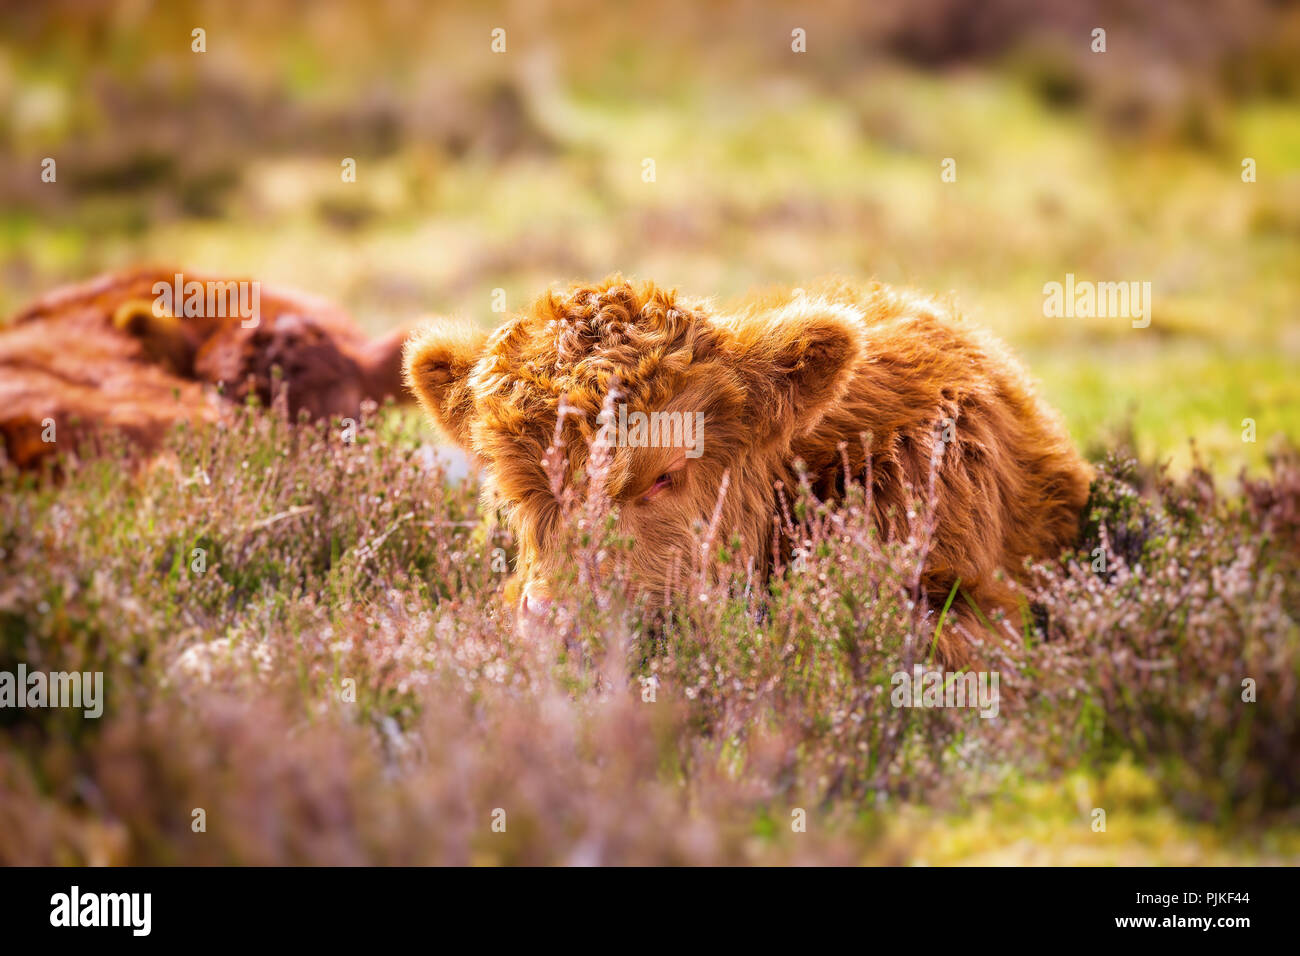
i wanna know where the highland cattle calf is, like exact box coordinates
[404,276,1092,666]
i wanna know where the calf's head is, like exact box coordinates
[404,278,861,620]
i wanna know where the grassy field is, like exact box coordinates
[2,401,1297,864]
[4,28,1299,474]
[1,2,1299,864]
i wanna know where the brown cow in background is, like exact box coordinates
[0,267,412,468]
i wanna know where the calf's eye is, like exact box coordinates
[641,453,687,502]
[643,473,674,500]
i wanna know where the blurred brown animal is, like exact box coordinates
[0,267,412,469]
[405,276,1092,667]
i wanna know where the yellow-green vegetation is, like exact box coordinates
[4,6,1298,474]
[880,760,1300,866]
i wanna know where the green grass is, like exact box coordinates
[4,63,1295,472]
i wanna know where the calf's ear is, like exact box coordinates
[724,302,862,442]
[403,321,489,449]
[113,298,196,375]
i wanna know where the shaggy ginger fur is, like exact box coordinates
[405,276,1092,667]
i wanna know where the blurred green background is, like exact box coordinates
[2,0,1298,474]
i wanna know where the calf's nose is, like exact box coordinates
[522,587,553,619]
